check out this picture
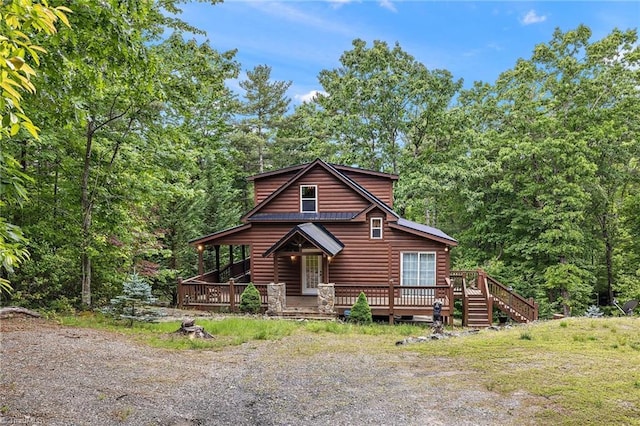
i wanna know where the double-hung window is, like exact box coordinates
[370,217,383,239]
[401,252,436,287]
[300,185,317,213]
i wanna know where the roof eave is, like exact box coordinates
[189,223,252,246]
[388,222,458,246]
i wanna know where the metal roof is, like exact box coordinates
[188,223,252,246]
[263,223,345,257]
[249,212,359,222]
[394,218,458,245]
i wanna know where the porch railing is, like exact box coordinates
[178,278,267,311]
[334,283,452,308]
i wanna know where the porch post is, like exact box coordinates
[241,245,247,275]
[177,277,183,309]
[388,279,395,324]
[273,254,280,283]
[229,278,236,312]
[229,244,234,266]
[215,245,220,281]
[323,254,330,284]
[197,245,204,276]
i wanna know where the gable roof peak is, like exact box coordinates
[241,159,399,222]
[247,159,399,182]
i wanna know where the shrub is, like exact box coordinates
[349,292,372,324]
[584,305,604,318]
[107,272,158,326]
[239,283,261,314]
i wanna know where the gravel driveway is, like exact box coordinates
[1,316,541,425]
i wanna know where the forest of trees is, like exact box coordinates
[1,1,638,318]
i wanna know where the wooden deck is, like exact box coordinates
[178,275,454,324]
[177,269,538,327]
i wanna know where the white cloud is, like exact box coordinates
[521,9,547,25]
[327,0,357,9]
[248,2,355,37]
[294,90,327,103]
[379,0,397,13]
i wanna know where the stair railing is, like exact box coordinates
[477,270,493,325]
[485,273,538,322]
[462,279,469,327]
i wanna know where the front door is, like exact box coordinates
[302,255,323,295]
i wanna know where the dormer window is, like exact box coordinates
[370,217,383,239]
[300,185,317,213]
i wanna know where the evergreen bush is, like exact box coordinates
[349,292,372,324]
[584,305,604,318]
[108,272,158,326]
[239,283,261,314]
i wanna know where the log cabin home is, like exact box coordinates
[178,159,538,326]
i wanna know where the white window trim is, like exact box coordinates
[300,184,318,213]
[400,252,437,286]
[370,217,383,239]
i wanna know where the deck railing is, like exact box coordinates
[450,270,479,296]
[333,283,451,308]
[177,269,537,325]
[178,279,267,311]
[178,278,453,323]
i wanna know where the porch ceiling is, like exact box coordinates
[263,222,344,257]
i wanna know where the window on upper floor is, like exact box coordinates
[370,217,383,239]
[300,185,317,213]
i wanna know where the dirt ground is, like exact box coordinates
[0,315,544,426]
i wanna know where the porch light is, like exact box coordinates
[444,247,449,252]
[290,255,296,262]
[328,256,333,263]
[197,244,204,252]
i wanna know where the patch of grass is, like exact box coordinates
[57,314,301,350]
[409,317,640,424]
[113,407,133,422]
[519,331,532,340]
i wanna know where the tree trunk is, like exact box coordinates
[601,215,615,305]
[561,288,571,317]
[0,306,42,319]
[81,122,94,306]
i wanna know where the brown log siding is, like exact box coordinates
[199,219,449,292]
[387,228,450,286]
[339,171,394,207]
[253,171,299,205]
[253,166,396,210]
[260,168,371,213]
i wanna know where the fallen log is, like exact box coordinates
[173,318,213,339]
[0,306,42,319]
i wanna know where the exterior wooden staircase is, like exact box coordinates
[451,270,539,328]
[465,288,492,327]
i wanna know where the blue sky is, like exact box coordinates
[179,1,639,104]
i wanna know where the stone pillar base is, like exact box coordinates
[267,282,286,315]
[317,283,335,314]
